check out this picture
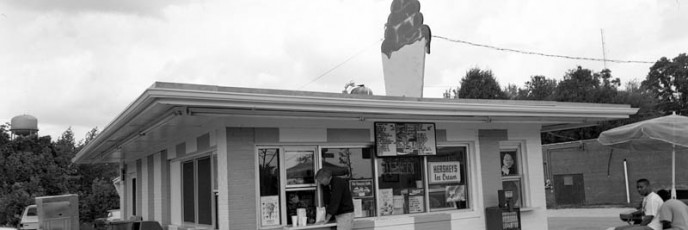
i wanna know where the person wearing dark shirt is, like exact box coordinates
[315,169,354,230]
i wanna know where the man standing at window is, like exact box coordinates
[315,169,354,230]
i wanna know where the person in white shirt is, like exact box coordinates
[609,179,664,230]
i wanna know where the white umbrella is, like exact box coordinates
[598,113,688,199]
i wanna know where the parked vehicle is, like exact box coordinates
[94,209,121,230]
[18,205,37,230]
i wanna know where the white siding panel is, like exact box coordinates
[170,161,182,226]
[186,137,197,154]
[279,128,326,142]
[517,128,549,230]
[217,128,230,230]
[141,157,149,220]
[154,152,163,221]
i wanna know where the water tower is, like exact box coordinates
[10,114,39,137]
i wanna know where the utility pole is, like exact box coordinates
[600,29,608,70]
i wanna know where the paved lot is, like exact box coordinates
[547,208,634,230]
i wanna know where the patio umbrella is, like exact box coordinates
[597,113,688,199]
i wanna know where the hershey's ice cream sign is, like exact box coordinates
[428,162,461,184]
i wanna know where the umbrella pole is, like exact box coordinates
[673,144,677,199]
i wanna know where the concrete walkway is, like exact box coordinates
[547,207,633,217]
[547,208,636,230]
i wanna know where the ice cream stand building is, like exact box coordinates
[72,81,636,230]
[72,2,637,229]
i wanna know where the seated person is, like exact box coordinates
[608,179,663,230]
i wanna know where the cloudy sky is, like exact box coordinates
[1,0,686,141]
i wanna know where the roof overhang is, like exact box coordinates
[72,82,638,164]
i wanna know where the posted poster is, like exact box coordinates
[378,188,394,216]
[260,196,280,226]
[428,162,461,184]
[446,185,466,203]
[375,122,437,156]
[353,199,363,217]
[393,195,405,215]
[350,180,374,198]
[408,195,424,213]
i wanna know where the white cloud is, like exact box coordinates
[0,0,686,140]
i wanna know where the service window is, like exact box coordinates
[258,144,473,227]
[321,147,376,218]
[377,157,425,216]
[258,147,319,228]
[285,147,317,225]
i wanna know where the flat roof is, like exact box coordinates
[73,81,638,164]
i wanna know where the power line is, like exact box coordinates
[298,39,382,90]
[433,35,654,64]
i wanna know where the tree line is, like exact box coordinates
[443,53,688,144]
[0,126,118,227]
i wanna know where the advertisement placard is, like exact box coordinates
[350,180,374,198]
[428,162,461,184]
[260,196,280,226]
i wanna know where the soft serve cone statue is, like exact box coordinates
[381,0,431,97]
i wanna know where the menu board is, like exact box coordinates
[375,122,436,156]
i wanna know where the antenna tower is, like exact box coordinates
[600,29,608,69]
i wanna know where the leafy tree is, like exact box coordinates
[0,127,118,226]
[519,75,557,100]
[641,53,688,114]
[79,178,120,223]
[542,67,627,143]
[553,66,620,103]
[503,84,520,100]
[457,68,507,99]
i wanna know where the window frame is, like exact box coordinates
[319,145,377,219]
[255,143,476,228]
[256,146,323,228]
[500,141,529,208]
[180,151,218,228]
[426,144,472,212]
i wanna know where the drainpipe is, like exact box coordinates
[624,159,630,203]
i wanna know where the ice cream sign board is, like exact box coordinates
[428,162,461,184]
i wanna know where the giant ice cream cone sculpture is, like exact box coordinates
[381,0,431,98]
